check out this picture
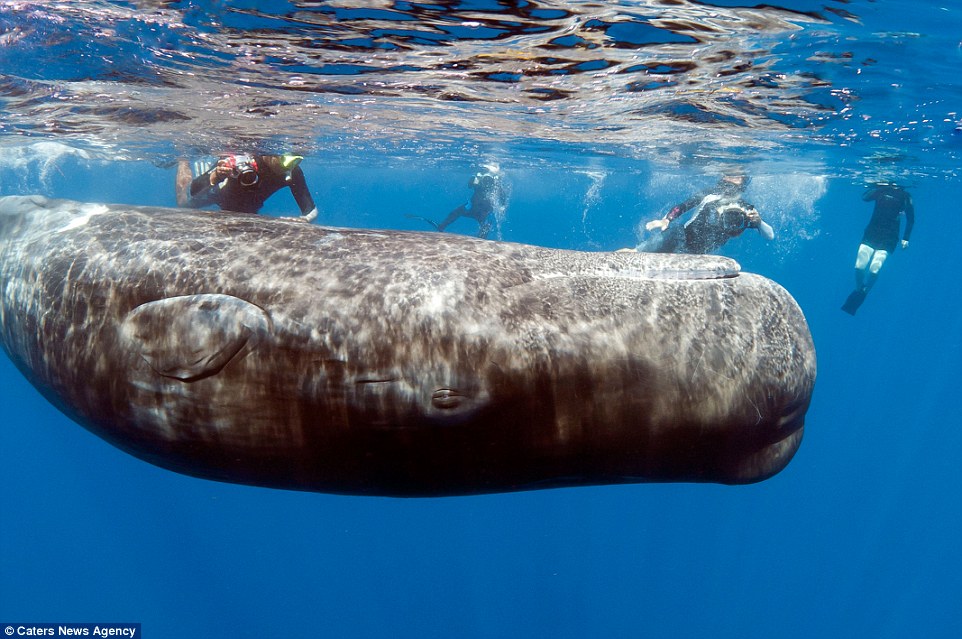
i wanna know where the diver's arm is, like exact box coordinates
[192,160,233,194]
[902,195,915,245]
[862,187,879,202]
[184,170,222,208]
[663,189,708,223]
[646,191,702,231]
[666,193,703,222]
[189,171,215,197]
[756,214,775,241]
[288,166,318,221]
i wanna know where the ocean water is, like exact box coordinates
[1,1,961,637]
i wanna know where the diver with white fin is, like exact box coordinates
[410,163,506,239]
[842,182,915,315]
[176,154,319,221]
[636,174,775,254]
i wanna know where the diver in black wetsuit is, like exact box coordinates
[637,174,775,254]
[175,154,318,221]
[411,164,506,239]
[841,182,915,315]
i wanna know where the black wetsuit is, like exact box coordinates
[437,172,505,238]
[664,179,746,223]
[642,180,757,254]
[841,184,915,315]
[186,157,316,215]
[861,184,914,252]
[680,202,756,253]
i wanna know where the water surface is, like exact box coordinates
[1,2,960,638]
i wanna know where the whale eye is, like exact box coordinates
[431,388,464,410]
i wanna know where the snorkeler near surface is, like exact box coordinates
[635,174,775,254]
[409,164,506,239]
[175,154,319,221]
[841,182,915,315]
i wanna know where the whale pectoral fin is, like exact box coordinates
[120,294,271,381]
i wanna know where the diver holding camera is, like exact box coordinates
[176,154,318,221]
[636,174,774,254]
[219,154,260,187]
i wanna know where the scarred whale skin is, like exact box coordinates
[0,195,815,496]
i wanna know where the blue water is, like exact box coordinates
[2,2,962,638]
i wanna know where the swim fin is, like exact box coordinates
[841,289,867,315]
[404,214,440,230]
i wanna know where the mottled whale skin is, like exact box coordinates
[0,195,815,496]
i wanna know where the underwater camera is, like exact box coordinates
[223,154,259,187]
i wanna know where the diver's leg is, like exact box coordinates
[854,243,873,291]
[477,218,493,239]
[635,237,656,252]
[863,249,888,291]
[175,160,192,207]
[639,224,684,253]
[843,243,876,315]
[436,206,466,232]
[636,232,666,253]
[635,222,662,252]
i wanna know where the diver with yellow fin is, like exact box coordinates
[176,154,318,221]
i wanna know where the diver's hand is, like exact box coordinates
[901,240,909,249]
[646,218,670,232]
[745,208,761,227]
[209,162,232,185]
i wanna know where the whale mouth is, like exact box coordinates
[532,250,742,283]
[776,393,811,434]
[725,391,811,484]
[735,427,806,484]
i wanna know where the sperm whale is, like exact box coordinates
[0,195,815,496]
